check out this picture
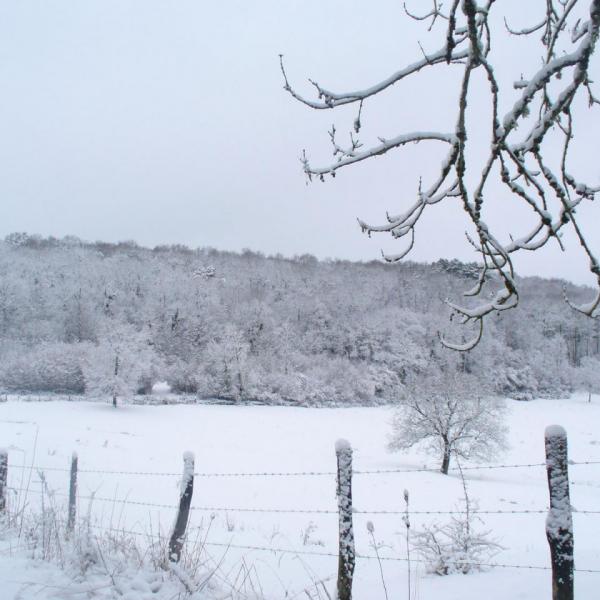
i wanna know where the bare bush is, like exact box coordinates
[411,465,502,575]
[412,502,501,575]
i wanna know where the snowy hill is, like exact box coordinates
[0,234,598,404]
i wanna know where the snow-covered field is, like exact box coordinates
[1,396,599,599]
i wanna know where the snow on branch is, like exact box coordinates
[279,43,470,110]
[302,132,457,180]
[283,0,600,348]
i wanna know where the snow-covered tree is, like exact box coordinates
[388,373,507,473]
[82,324,155,406]
[282,0,600,348]
[203,324,250,402]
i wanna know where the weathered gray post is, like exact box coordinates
[335,439,355,600]
[0,449,7,513]
[545,425,574,600]
[168,451,195,563]
[67,452,78,532]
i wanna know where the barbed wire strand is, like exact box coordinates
[6,460,600,478]
[7,486,600,516]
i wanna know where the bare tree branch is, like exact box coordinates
[283,0,600,348]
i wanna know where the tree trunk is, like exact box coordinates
[237,371,244,402]
[112,354,119,408]
[441,442,451,475]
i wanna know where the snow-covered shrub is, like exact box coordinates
[412,501,501,575]
[526,336,574,398]
[491,355,538,401]
[0,342,87,394]
[571,356,600,394]
[167,360,202,394]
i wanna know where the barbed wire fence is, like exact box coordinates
[1,429,600,599]
[5,485,600,517]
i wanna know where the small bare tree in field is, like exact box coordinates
[282,0,600,349]
[387,373,507,474]
[411,460,502,574]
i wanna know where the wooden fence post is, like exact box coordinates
[67,452,78,533]
[0,449,7,513]
[168,451,195,563]
[545,425,574,600]
[335,439,355,600]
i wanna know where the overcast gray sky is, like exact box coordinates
[1,1,598,284]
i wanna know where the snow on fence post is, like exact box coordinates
[0,449,7,513]
[67,452,78,533]
[168,451,195,563]
[545,425,574,600]
[335,439,355,600]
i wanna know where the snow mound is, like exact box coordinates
[152,381,172,395]
[335,438,352,453]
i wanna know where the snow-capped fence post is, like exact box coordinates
[545,425,574,600]
[168,451,195,563]
[67,452,78,533]
[335,439,355,600]
[0,449,7,513]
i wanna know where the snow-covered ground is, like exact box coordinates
[0,395,599,599]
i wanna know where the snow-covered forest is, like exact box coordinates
[1,233,598,404]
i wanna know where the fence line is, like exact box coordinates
[80,523,600,574]
[6,459,600,479]
[8,486,600,516]
[4,520,600,575]
[2,436,600,600]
